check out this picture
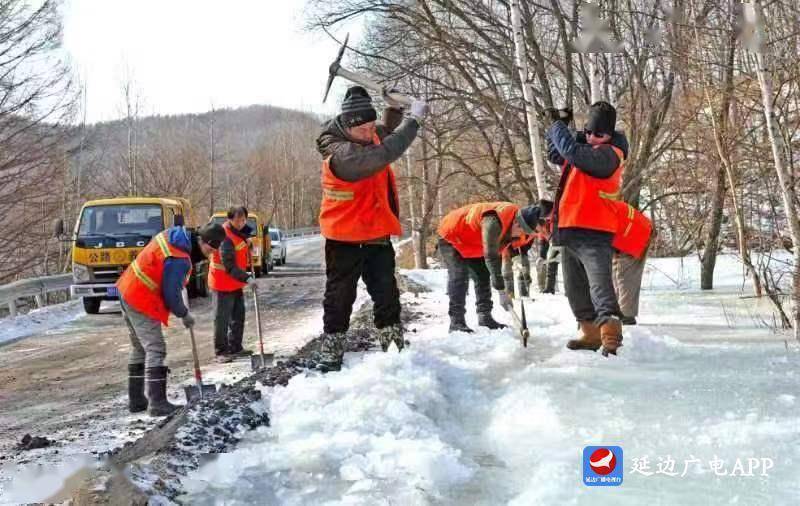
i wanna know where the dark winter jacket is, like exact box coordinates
[316,107,419,183]
[547,120,630,245]
[162,227,192,318]
[220,223,253,284]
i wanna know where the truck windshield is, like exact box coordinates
[78,205,163,238]
[269,231,279,241]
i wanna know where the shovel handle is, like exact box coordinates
[247,249,266,361]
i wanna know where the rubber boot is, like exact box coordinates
[128,363,148,413]
[449,315,474,333]
[600,317,624,356]
[478,313,507,330]
[566,321,602,351]
[317,332,346,372]
[145,366,180,417]
[377,324,404,352]
[621,316,637,325]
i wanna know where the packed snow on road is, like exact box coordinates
[179,254,799,505]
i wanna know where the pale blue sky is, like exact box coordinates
[62,0,360,123]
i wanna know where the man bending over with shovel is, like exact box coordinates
[437,201,550,333]
[117,223,226,416]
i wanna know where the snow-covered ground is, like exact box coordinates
[0,299,85,347]
[181,254,799,505]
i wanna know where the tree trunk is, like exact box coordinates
[700,165,727,289]
[510,0,547,199]
[752,3,800,340]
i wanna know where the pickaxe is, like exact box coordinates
[323,34,415,107]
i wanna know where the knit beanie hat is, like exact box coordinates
[339,86,377,128]
[585,101,617,136]
[198,223,226,249]
[516,199,554,234]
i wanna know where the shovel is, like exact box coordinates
[184,326,217,401]
[248,251,274,370]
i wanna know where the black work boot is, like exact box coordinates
[145,366,180,417]
[478,313,507,330]
[621,316,637,325]
[316,332,346,372]
[128,363,148,413]
[449,315,474,333]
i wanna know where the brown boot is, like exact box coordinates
[566,321,602,351]
[600,317,623,356]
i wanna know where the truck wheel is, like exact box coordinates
[83,297,101,314]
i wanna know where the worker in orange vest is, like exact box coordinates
[544,101,628,356]
[117,223,225,416]
[611,201,654,325]
[208,206,258,363]
[315,85,429,372]
[437,201,551,333]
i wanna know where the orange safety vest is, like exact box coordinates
[557,144,625,233]
[319,133,402,242]
[117,231,192,325]
[612,201,653,259]
[438,202,520,259]
[208,222,249,292]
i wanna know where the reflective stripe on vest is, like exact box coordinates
[557,144,625,233]
[438,202,520,259]
[208,222,249,292]
[319,133,402,242]
[116,230,192,325]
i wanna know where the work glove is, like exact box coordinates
[382,86,405,109]
[247,277,258,291]
[499,289,513,311]
[181,312,195,329]
[409,99,430,123]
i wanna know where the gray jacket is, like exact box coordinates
[480,214,529,292]
[316,107,419,183]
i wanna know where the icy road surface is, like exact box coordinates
[183,254,799,505]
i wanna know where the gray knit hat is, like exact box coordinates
[340,86,377,128]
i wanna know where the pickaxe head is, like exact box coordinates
[323,33,349,104]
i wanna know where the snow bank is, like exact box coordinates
[0,300,84,346]
[182,255,799,504]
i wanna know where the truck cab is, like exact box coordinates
[209,211,273,277]
[63,197,208,314]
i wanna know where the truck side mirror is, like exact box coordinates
[173,214,185,227]
[53,218,64,238]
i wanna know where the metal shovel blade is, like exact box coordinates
[184,383,217,402]
[250,353,276,371]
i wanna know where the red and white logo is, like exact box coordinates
[589,448,617,475]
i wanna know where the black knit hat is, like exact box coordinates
[339,86,377,128]
[198,223,226,249]
[585,101,617,136]
[516,199,554,234]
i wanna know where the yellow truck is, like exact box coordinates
[54,197,209,314]
[209,211,273,277]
